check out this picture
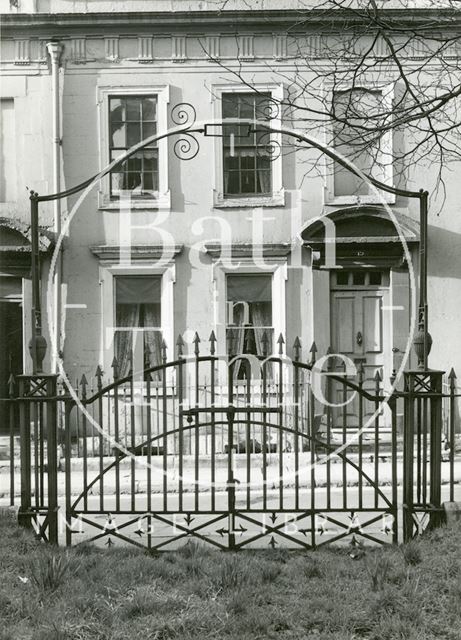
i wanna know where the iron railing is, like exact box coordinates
[2,339,460,549]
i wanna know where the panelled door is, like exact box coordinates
[330,270,391,429]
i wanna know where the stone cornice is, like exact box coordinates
[1,9,460,37]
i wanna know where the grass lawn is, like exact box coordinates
[1,514,461,639]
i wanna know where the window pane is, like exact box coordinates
[109,98,124,123]
[143,120,156,140]
[222,95,237,118]
[239,97,254,120]
[144,150,158,171]
[116,276,161,305]
[126,98,141,121]
[241,172,255,193]
[255,97,272,121]
[369,271,382,285]
[142,97,156,121]
[336,271,349,286]
[225,171,239,194]
[110,122,126,148]
[241,155,255,170]
[256,155,270,170]
[143,172,153,191]
[256,170,271,193]
[110,172,124,194]
[227,274,272,303]
[127,155,142,172]
[127,122,141,146]
[225,155,239,170]
[352,271,365,285]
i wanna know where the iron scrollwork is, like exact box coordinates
[171,102,196,128]
[259,96,280,121]
[254,131,282,163]
[171,102,200,161]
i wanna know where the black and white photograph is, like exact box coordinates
[1,1,461,638]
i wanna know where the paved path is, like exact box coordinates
[2,452,461,500]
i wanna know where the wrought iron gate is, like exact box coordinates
[11,335,457,550]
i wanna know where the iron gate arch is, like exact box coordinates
[53,337,401,550]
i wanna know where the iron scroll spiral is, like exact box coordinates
[173,135,200,161]
[171,102,196,128]
[259,97,280,121]
[255,132,282,163]
[171,102,200,160]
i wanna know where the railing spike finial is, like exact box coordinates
[176,333,185,357]
[80,373,88,398]
[374,368,382,383]
[448,368,457,388]
[277,333,285,355]
[309,341,318,364]
[193,332,201,356]
[209,330,217,355]
[111,356,119,381]
[293,336,301,361]
[8,373,15,397]
[95,365,103,391]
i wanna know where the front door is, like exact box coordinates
[0,299,22,432]
[330,269,391,429]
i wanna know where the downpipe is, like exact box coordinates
[46,42,63,373]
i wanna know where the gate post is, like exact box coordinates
[403,369,444,541]
[403,373,414,542]
[17,374,60,543]
[227,405,236,551]
[18,376,32,529]
[45,375,59,544]
[429,372,443,529]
